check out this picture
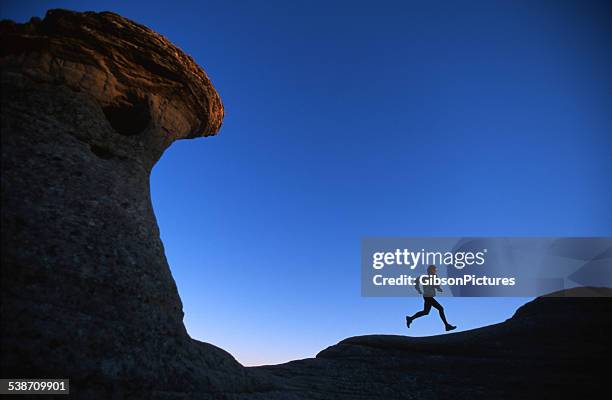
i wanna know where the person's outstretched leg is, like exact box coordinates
[406,297,432,328]
[430,298,456,331]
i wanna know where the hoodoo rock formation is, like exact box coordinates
[1,9,610,400]
[0,9,253,397]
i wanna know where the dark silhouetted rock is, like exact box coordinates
[0,8,253,398]
[255,288,611,399]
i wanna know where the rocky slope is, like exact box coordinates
[1,9,609,400]
[253,287,611,399]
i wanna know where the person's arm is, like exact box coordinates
[414,277,422,294]
[436,284,443,292]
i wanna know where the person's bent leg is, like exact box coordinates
[430,298,456,331]
[410,298,432,320]
[430,298,449,325]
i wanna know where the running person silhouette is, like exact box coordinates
[406,265,457,331]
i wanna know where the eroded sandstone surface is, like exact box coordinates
[0,8,254,397]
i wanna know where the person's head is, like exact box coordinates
[427,264,437,275]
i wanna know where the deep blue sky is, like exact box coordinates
[3,1,611,365]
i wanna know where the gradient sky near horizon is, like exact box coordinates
[3,0,611,366]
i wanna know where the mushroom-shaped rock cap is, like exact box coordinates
[1,9,223,153]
